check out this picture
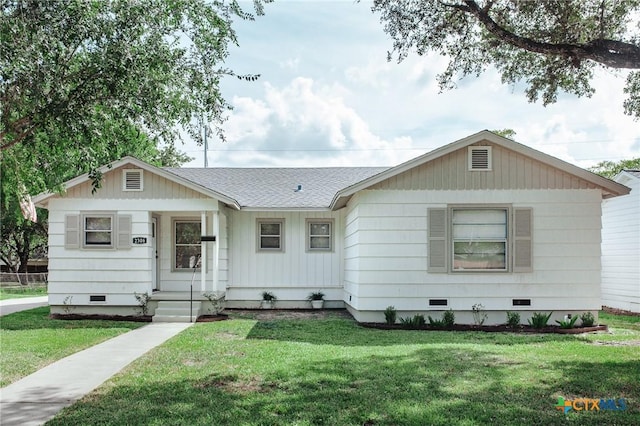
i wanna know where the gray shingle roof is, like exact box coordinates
[624,169,640,179]
[165,167,389,208]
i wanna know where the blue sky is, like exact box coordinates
[182,0,639,169]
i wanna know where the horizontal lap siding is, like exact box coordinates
[47,205,151,305]
[601,175,640,312]
[347,189,603,313]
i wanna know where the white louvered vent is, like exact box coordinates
[123,169,143,191]
[468,147,492,171]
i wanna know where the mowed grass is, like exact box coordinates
[48,312,640,425]
[0,287,47,300]
[0,307,145,387]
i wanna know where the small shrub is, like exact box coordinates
[443,309,455,328]
[506,311,521,328]
[556,315,579,329]
[528,312,553,329]
[413,314,426,327]
[384,306,397,325]
[580,312,595,327]
[428,315,445,327]
[471,303,487,326]
[134,292,151,316]
[306,291,325,301]
[203,292,225,315]
[399,314,426,329]
[261,291,277,301]
[62,295,75,314]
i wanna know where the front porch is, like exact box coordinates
[150,291,225,322]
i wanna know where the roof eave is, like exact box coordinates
[329,130,631,208]
[32,156,242,210]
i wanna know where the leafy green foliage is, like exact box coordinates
[383,306,397,324]
[528,312,553,329]
[556,315,579,329]
[1,0,269,152]
[372,0,640,119]
[427,310,454,328]
[589,158,640,179]
[400,314,426,328]
[306,291,325,301]
[442,309,455,327]
[581,312,596,327]
[506,311,521,328]
[261,291,277,301]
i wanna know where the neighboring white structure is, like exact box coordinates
[601,170,640,313]
[33,131,630,323]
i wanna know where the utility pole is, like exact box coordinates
[203,116,208,168]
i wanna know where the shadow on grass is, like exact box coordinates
[46,345,639,426]
[0,307,143,331]
[244,318,583,347]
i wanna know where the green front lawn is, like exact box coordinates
[0,307,145,387]
[0,287,47,300]
[47,312,640,425]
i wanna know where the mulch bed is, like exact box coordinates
[359,322,608,334]
[196,313,229,322]
[50,313,152,322]
[602,306,640,317]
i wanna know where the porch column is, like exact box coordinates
[200,211,207,292]
[212,211,219,293]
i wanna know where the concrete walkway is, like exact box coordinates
[0,322,193,426]
[0,296,48,316]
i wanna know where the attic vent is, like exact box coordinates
[123,169,143,191]
[469,147,492,171]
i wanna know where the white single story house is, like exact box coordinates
[601,170,639,313]
[33,130,630,323]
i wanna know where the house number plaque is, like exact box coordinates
[132,237,147,245]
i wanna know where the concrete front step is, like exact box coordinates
[153,301,201,323]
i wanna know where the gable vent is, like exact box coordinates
[469,147,492,171]
[123,169,143,191]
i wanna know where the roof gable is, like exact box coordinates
[33,157,240,209]
[330,130,630,208]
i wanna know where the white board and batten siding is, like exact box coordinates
[225,210,345,305]
[601,172,640,312]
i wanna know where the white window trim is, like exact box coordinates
[172,218,201,272]
[256,219,285,252]
[449,205,510,273]
[122,169,144,191]
[81,212,115,249]
[468,146,492,171]
[306,219,334,252]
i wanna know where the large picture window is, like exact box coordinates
[83,214,114,248]
[452,208,507,271]
[174,220,201,270]
[257,219,284,251]
[428,206,532,273]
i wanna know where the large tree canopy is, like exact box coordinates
[1,0,267,150]
[372,0,640,118]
